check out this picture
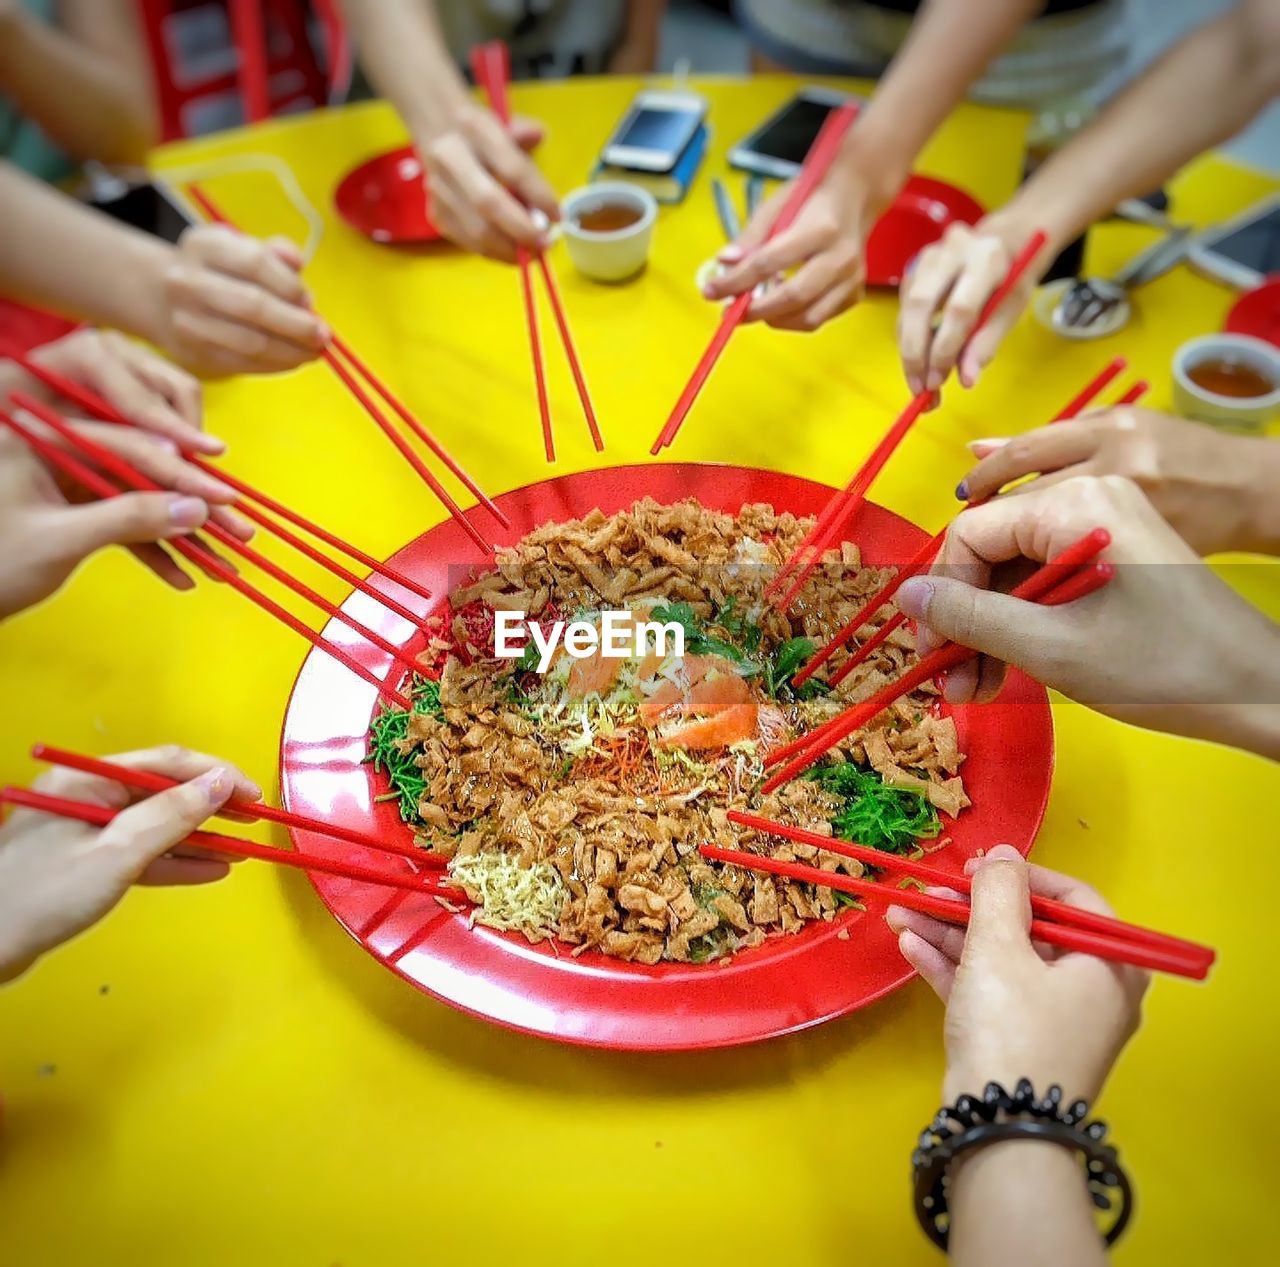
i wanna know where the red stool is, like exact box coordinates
[138,0,350,141]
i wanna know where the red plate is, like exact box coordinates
[279,463,1053,1050]
[334,146,442,245]
[1225,276,1280,347]
[866,175,985,288]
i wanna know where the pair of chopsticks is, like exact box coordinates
[791,357,1149,689]
[0,393,416,709]
[180,185,505,556]
[706,812,1214,980]
[765,229,1051,612]
[650,101,860,455]
[760,529,1114,793]
[469,41,602,463]
[3,747,464,898]
[9,352,435,624]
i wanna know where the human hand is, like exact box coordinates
[0,420,251,618]
[894,475,1280,756]
[418,103,559,263]
[3,328,219,454]
[702,161,892,331]
[0,747,260,982]
[888,845,1148,1104]
[898,212,1053,395]
[958,406,1280,557]
[149,226,330,376]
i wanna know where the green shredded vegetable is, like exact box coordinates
[806,762,941,855]
[366,676,444,824]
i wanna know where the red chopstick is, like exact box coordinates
[725,810,1214,968]
[767,557,1114,783]
[0,408,413,709]
[760,531,1112,791]
[698,841,1209,980]
[183,184,499,549]
[793,356,1134,688]
[1110,379,1150,407]
[31,745,446,869]
[470,41,602,459]
[0,348,439,608]
[768,229,1049,609]
[0,787,463,898]
[651,102,859,455]
[13,393,422,677]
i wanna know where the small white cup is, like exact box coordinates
[560,182,657,283]
[1171,334,1280,433]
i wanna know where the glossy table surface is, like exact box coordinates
[1,76,1277,1266]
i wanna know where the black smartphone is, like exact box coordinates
[86,181,195,244]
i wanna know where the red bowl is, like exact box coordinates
[866,175,985,288]
[279,463,1053,1050]
[334,146,442,245]
[1225,276,1280,347]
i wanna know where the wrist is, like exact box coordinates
[405,66,473,143]
[114,234,179,345]
[837,123,911,214]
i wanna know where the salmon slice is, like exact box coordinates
[637,647,665,680]
[658,703,759,750]
[639,680,683,723]
[567,650,622,698]
[684,672,751,716]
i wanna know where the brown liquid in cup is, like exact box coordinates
[1187,357,1276,399]
[574,202,644,232]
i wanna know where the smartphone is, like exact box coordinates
[86,180,195,245]
[601,89,708,173]
[729,87,861,180]
[1186,195,1280,290]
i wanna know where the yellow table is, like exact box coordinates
[2,78,1278,1267]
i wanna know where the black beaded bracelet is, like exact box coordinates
[912,1079,1132,1252]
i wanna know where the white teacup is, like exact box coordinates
[560,183,657,283]
[1171,334,1280,433]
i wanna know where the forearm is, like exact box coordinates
[1235,439,1280,558]
[0,8,155,164]
[948,1140,1108,1267]
[840,0,1040,200]
[999,4,1280,252]
[617,0,668,68]
[339,0,470,139]
[0,163,170,339]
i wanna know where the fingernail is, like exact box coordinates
[926,369,944,391]
[966,437,1008,455]
[195,767,229,804]
[315,320,332,344]
[167,496,208,530]
[719,245,744,263]
[954,481,968,501]
[195,434,227,455]
[700,282,719,300]
[896,577,933,621]
[884,906,906,934]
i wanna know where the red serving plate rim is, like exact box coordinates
[279,462,1053,1051]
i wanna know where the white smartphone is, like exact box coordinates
[1186,195,1280,290]
[728,87,861,180]
[601,89,709,173]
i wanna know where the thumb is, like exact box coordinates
[963,845,1034,961]
[97,767,236,879]
[720,188,786,264]
[51,493,209,560]
[510,114,545,152]
[958,298,1024,389]
[896,574,1054,664]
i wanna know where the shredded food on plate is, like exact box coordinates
[368,498,969,964]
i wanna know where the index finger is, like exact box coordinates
[447,141,546,250]
[34,745,262,805]
[704,220,829,299]
[960,425,1099,503]
[190,226,311,306]
[473,114,560,222]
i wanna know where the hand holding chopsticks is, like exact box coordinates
[469,41,603,461]
[0,747,259,982]
[761,527,1115,791]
